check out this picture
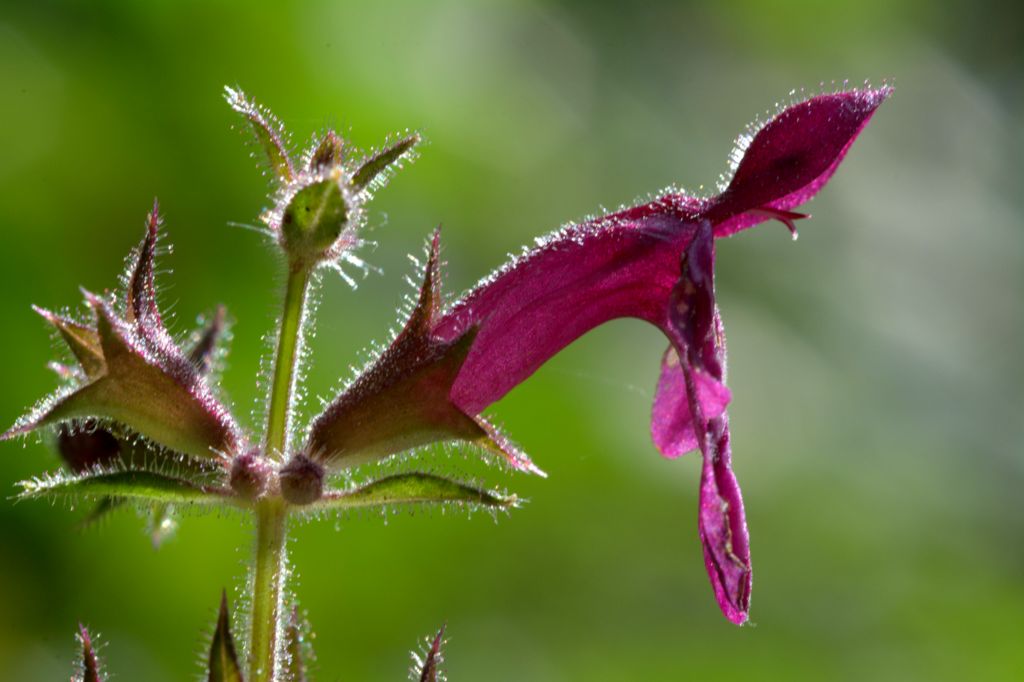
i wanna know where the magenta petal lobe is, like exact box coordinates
[670,220,752,623]
[698,418,752,625]
[651,346,731,457]
[709,87,892,237]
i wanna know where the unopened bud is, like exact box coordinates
[308,130,345,172]
[229,450,271,500]
[279,453,324,506]
[280,175,349,266]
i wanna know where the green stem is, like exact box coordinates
[264,265,311,458]
[250,262,311,681]
[249,499,288,682]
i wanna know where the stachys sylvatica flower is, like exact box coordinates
[3,85,888,680]
[302,87,891,623]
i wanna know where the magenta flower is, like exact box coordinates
[303,87,891,624]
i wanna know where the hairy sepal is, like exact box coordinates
[306,230,543,476]
[75,625,103,682]
[225,86,294,184]
[3,211,243,461]
[35,307,104,379]
[51,303,230,530]
[2,295,241,460]
[208,591,245,682]
[410,625,446,682]
[351,133,421,191]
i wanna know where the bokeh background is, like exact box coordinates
[1,1,1021,679]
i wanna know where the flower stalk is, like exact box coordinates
[250,498,289,682]
[265,265,312,458]
[251,257,314,680]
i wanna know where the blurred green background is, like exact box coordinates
[1,0,1022,679]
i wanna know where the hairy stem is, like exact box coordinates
[249,499,288,682]
[264,265,311,458]
[251,263,311,681]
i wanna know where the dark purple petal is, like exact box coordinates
[301,88,888,625]
[671,224,752,623]
[706,87,892,238]
[697,416,751,625]
[670,221,721,377]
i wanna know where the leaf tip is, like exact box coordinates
[76,623,103,682]
[412,624,446,682]
[208,589,243,682]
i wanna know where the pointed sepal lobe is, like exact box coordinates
[208,591,245,682]
[351,133,420,191]
[75,624,103,682]
[225,86,294,184]
[411,625,445,682]
[4,293,242,460]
